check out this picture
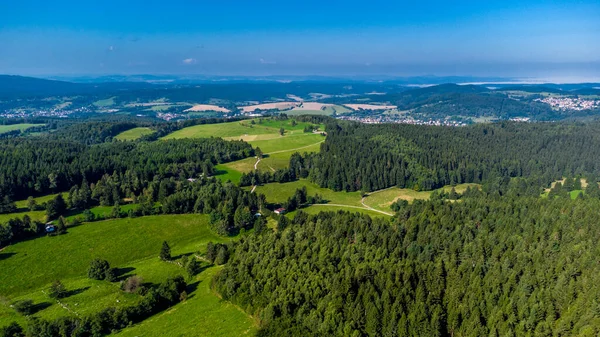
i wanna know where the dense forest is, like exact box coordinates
[216,179,600,336]
[0,136,253,199]
[301,120,600,192]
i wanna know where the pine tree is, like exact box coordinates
[56,216,67,234]
[160,241,171,261]
[186,258,201,278]
[48,280,67,299]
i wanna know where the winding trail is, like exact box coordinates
[249,140,324,193]
[359,186,397,216]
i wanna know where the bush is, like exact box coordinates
[48,280,67,299]
[12,299,33,315]
[121,276,143,293]
[88,258,111,280]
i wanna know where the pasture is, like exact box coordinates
[0,213,257,335]
[0,123,45,134]
[114,266,257,337]
[114,127,154,141]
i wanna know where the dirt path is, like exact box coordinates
[359,186,397,216]
[266,140,325,155]
[311,203,393,216]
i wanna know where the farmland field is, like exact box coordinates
[115,127,154,140]
[0,123,45,134]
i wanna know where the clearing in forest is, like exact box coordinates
[0,123,45,134]
[115,127,154,141]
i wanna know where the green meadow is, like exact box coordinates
[0,214,257,335]
[0,123,45,134]
[115,127,154,140]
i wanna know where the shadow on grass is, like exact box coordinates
[65,286,90,298]
[30,301,52,314]
[172,252,195,260]
[0,252,16,261]
[185,280,201,300]
[113,267,136,281]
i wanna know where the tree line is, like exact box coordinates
[299,120,600,192]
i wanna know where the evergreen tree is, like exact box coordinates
[45,194,66,220]
[160,241,171,261]
[48,280,67,299]
[27,196,37,211]
[186,258,201,278]
[56,216,67,234]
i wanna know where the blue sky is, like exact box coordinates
[1,0,599,80]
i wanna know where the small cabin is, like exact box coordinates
[274,208,286,215]
[45,224,56,233]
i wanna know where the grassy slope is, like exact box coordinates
[363,183,481,212]
[164,119,324,180]
[115,127,154,141]
[0,214,256,335]
[0,124,45,134]
[114,266,257,337]
[93,97,116,107]
[0,214,220,296]
[252,179,364,208]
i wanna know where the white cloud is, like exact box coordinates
[108,46,114,51]
[260,58,276,64]
[182,58,197,65]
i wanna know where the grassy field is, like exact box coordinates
[93,97,116,107]
[247,133,324,153]
[0,214,257,335]
[115,266,257,337]
[162,119,321,140]
[0,123,45,134]
[363,183,480,212]
[0,214,222,296]
[115,127,154,141]
[214,164,244,184]
[253,179,364,208]
[286,205,387,219]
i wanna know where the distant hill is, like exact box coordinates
[0,75,154,98]
[496,85,564,94]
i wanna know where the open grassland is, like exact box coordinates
[0,214,220,296]
[248,133,324,153]
[0,123,45,134]
[115,127,154,141]
[93,97,116,107]
[162,119,322,140]
[114,266,257,337]
[286,205,387,219]
[253,179,364,208]
[0,214,257,335]
[214,164,243,184]
[363,183,481,212]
